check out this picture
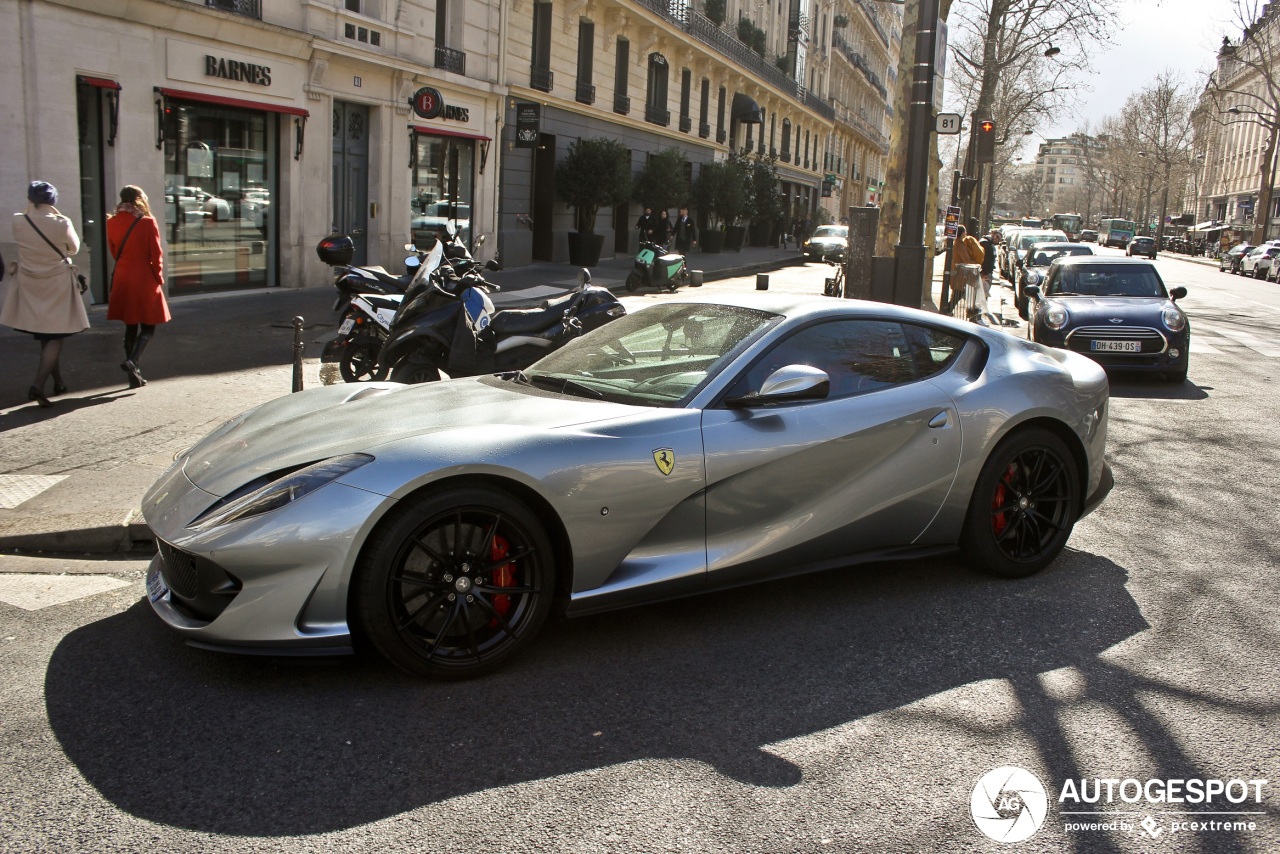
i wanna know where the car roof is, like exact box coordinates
[1051,255,1157,267]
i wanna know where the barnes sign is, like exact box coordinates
[204,55,271,86]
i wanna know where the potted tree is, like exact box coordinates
[632,148,692,234]
[723,151,751,251]
[746,152,784,246]
[556,137,632,266]
[692,158,747,253]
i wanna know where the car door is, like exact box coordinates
[700,319,965,585]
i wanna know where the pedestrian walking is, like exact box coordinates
[978,228,999,314]
[635,207,656,242]
[106,185,170,389]
[673,206,697,254]
[0,181,90,408]
[651,208,673,246]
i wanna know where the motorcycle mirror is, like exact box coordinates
[485,259,502,272]
[405,256,421,269]
[475,234,487,248]
[578,268,592,285]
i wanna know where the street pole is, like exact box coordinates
[892,0,941,309]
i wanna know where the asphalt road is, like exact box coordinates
[2,256,1279,852]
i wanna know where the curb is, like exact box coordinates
[0,509,153,556]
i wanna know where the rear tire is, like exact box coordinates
[339,340,389,383]
[961,428,1081,579]
[353,486,556,679]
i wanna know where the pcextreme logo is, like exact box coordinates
[970,767,1269,842]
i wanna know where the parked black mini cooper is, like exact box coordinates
[1024,256,1189,382]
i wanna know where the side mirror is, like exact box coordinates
[1024,284,1041,301]
[578,268,592,285]
[475,234,487,248]
[724,365,830,408]
[485,259,502,272]
[1170,286,1187,301]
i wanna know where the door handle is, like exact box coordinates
[351,228,365,236]
[928,411,949,428]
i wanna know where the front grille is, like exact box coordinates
[1067,326,1167,355]
[158,540,199,599]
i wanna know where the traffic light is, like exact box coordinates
[976,119,996,164]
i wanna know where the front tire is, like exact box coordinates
[625,271,642,292]
[339,340,389,382]
[389,357,442,384]
[961,428,1081,578]
[353,486,557,679]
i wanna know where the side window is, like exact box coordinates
[902,324,967,378]
[724,320,920,401]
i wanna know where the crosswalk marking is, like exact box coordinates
[1189,340,1223,354]
[1197,324,1280,357]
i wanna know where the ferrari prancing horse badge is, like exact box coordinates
[653,449,675,476]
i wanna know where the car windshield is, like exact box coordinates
[1016,231,1065,250]
[1026,245,1093,267]
[1047,265,1168,298]
[811,226,848,238]
[524,303,780,406]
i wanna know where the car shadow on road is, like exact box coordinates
[1107,376,1210,401]
[44,550,1151,837]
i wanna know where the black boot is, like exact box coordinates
[122,326,153,389]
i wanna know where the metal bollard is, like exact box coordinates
[292,316,305,393]
[756,273,769,290]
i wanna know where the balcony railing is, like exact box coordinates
[853,0,891,47]
[614,94,631,115]
[833,33,888,101]
[206,0,259,17]
[435,46,466,76]
[699,122,711,139]
[716,128,727,144]
[646,105,671,126]
[805,92,836,121]
[531,68,554,93]
[679,115,692,133]
[576,81,597,105]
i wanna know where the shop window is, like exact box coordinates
[411,133,475,247]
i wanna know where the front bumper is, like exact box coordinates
[1081,460,1114,519]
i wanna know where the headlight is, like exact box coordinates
[1162,305,1186,332]
[188,453,374,531]
[1025,270,1042,285]
[1045,304,1069,330]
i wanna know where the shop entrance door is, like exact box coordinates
[75,80,109,304]
[332,101,370,265]
[531,133,556,262]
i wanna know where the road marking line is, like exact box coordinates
[0,573,130,611]
[1198,325,1280,357]
[1189,341,1223,354]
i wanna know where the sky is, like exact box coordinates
[1000,0,1240,152]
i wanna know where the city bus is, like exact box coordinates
[1048,213,1084,241]
[1098,217,1136,249]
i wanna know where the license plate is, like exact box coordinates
[338,317,355,336]
[146,567,169,603]
[1091,340,1142,353]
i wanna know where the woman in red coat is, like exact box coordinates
[107,185,170,388]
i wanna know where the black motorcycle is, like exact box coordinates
[379,268,626,384]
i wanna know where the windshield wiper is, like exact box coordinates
[524,373,605,399]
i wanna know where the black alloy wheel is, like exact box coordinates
[354,486,556,679]
[961,428,1080,578]
[389,356,442,384]
[339,339,389,382]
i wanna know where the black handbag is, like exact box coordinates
[24,212,87,293]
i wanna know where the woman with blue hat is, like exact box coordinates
[0,181,89,408]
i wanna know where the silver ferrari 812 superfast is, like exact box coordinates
[143,294,1113,679]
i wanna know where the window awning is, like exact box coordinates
[154,86,309,117]
[731,92,764,124]
[1191,220,1221,231]
[411,124,491,141]
[78,75,121,90]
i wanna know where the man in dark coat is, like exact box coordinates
[650,209,673,246]
[672,206,697,254]
[636,208,656,242]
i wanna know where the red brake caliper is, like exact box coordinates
[489,534,515,626]
[992,463,1017,536]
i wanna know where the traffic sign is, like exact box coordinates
[936,113,962,134]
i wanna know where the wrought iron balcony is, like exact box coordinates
[679,115,692,133]
[531,68,554,93]
[646,105,671,126]
[716,128,727,144]
[699,122,711,139]
[576,81,597,104]
[206,0,259,16]
[435,46,466,75]
[614,94,630,115]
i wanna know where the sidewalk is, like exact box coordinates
[0,244,807,556]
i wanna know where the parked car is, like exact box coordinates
[140,295,1112,679]
[1023,256,1189,382]
[934,223,947,255]
[1002,229,1068,282]
[1016,241,1097,319]
[804,225,849,261]
[1127,236,1157,259]
[1240,244,1280,278]
[1079,229,1099,243]
[1220,242,1253,273]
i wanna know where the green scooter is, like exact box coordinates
[626,241,689,293]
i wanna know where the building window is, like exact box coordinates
[716,86,726,144]
[781,118,792,162]
[678,68,691,133]
[698,78,710,137]
[531,1,553,91]
[614,37,630,114]
[576,19,595,104]
[645,53,670,125]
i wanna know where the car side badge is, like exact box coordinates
[653,449,675,476]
